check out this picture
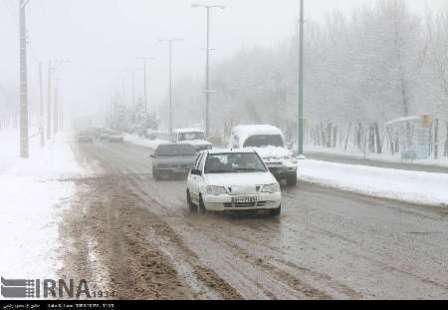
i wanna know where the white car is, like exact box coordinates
[173,128,213,152]
[186,149,282,216]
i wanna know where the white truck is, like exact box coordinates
[173,128,213,152]
[229,125,298,186]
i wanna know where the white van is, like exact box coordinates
[173,128,213,152]
[229,125,298,186]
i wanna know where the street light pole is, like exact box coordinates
[159,39,182,136]
[132,70,136,107]
[205,7,210,138]
[169,41,173,136]
[47,59,69,138]
[39,62,44,147]
[54,81,59,134]
[47,60,53,140]
[192,3,225,139]
[298,0,305,156]
[137,57,154,113]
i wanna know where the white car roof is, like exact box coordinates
[231,124,285,146]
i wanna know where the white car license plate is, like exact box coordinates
[232,196,258,204]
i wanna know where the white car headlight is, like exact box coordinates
[206,185,228,196]
[261,183,280,193]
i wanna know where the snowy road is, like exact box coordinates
[61,140,448,300]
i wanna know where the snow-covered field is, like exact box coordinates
[124,133,169,150]
[299,159,448,207]
[0,131,86,281]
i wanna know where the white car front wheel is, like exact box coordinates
[198,194,207,214]
[186,190,197,213]
[270,205,281,217]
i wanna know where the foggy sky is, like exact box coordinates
[1,0,447,124]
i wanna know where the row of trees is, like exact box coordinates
[160,0,448,158]
[106,94,159,135]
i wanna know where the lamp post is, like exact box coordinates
[48,59,70,136]
[191,3,225,139]
[298,0,305,156]
[159,38,183,136]
[137,57,154,113]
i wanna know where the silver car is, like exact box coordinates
[151,144,197,180]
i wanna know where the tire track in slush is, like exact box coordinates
[84,144,290,299]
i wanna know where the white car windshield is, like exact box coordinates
[178,132,205,141]
[204,153,267,174]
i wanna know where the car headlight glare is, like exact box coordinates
[206,185,228,196]
[262,183,280,193]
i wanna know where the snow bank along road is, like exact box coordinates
[64,140,448,300]
[300,160,448,207]
[305,150,448,174]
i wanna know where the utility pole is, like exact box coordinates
[192,3,225,139]
[298,0,305,156]
[159,39,182,136]
[19,0,31,158]
[39,62,45,147]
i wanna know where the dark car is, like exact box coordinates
[151,144,197,180]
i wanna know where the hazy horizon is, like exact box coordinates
[1,0,447,126]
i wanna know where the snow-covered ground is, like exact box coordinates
[124,133,169,150]
[0,131,87,282]
[0,128,40,173]
[305,145,448,168]
[299,159,448,207]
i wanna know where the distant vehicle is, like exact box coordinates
[173,128,212,152]
[98,129,124,143]
[77,135,94,143]
[76,131,94,143]
[90,127,102,140]
[186,149,282,216]
[229,125,298,186]
[98,128,114,141]
[151,144,197,180]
